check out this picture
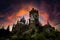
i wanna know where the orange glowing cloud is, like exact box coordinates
[7,13,16,20]
[16,4,36,17]
[16,9,28,16]
[39,11,49,20]
[7,15,14,20]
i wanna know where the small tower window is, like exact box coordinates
[30,15,35,20]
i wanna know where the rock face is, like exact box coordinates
[55,24,60,31]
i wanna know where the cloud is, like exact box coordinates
[0,0,60,30]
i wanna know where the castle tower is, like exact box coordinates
[29,8,40,28]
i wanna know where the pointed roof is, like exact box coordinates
[20,16,26,24]
[47,21,51,27]
[6,25,9,31]
[44,21,51,28]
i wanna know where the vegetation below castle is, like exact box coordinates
[0,23,60,40]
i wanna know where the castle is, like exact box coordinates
[0,8,55,38]
[12,8,55,33]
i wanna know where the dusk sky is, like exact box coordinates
[0,0,60,30]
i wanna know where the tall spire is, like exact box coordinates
[20,16,26,24]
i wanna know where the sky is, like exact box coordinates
[0,0,60,31]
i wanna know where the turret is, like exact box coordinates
[29,8,40,28]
